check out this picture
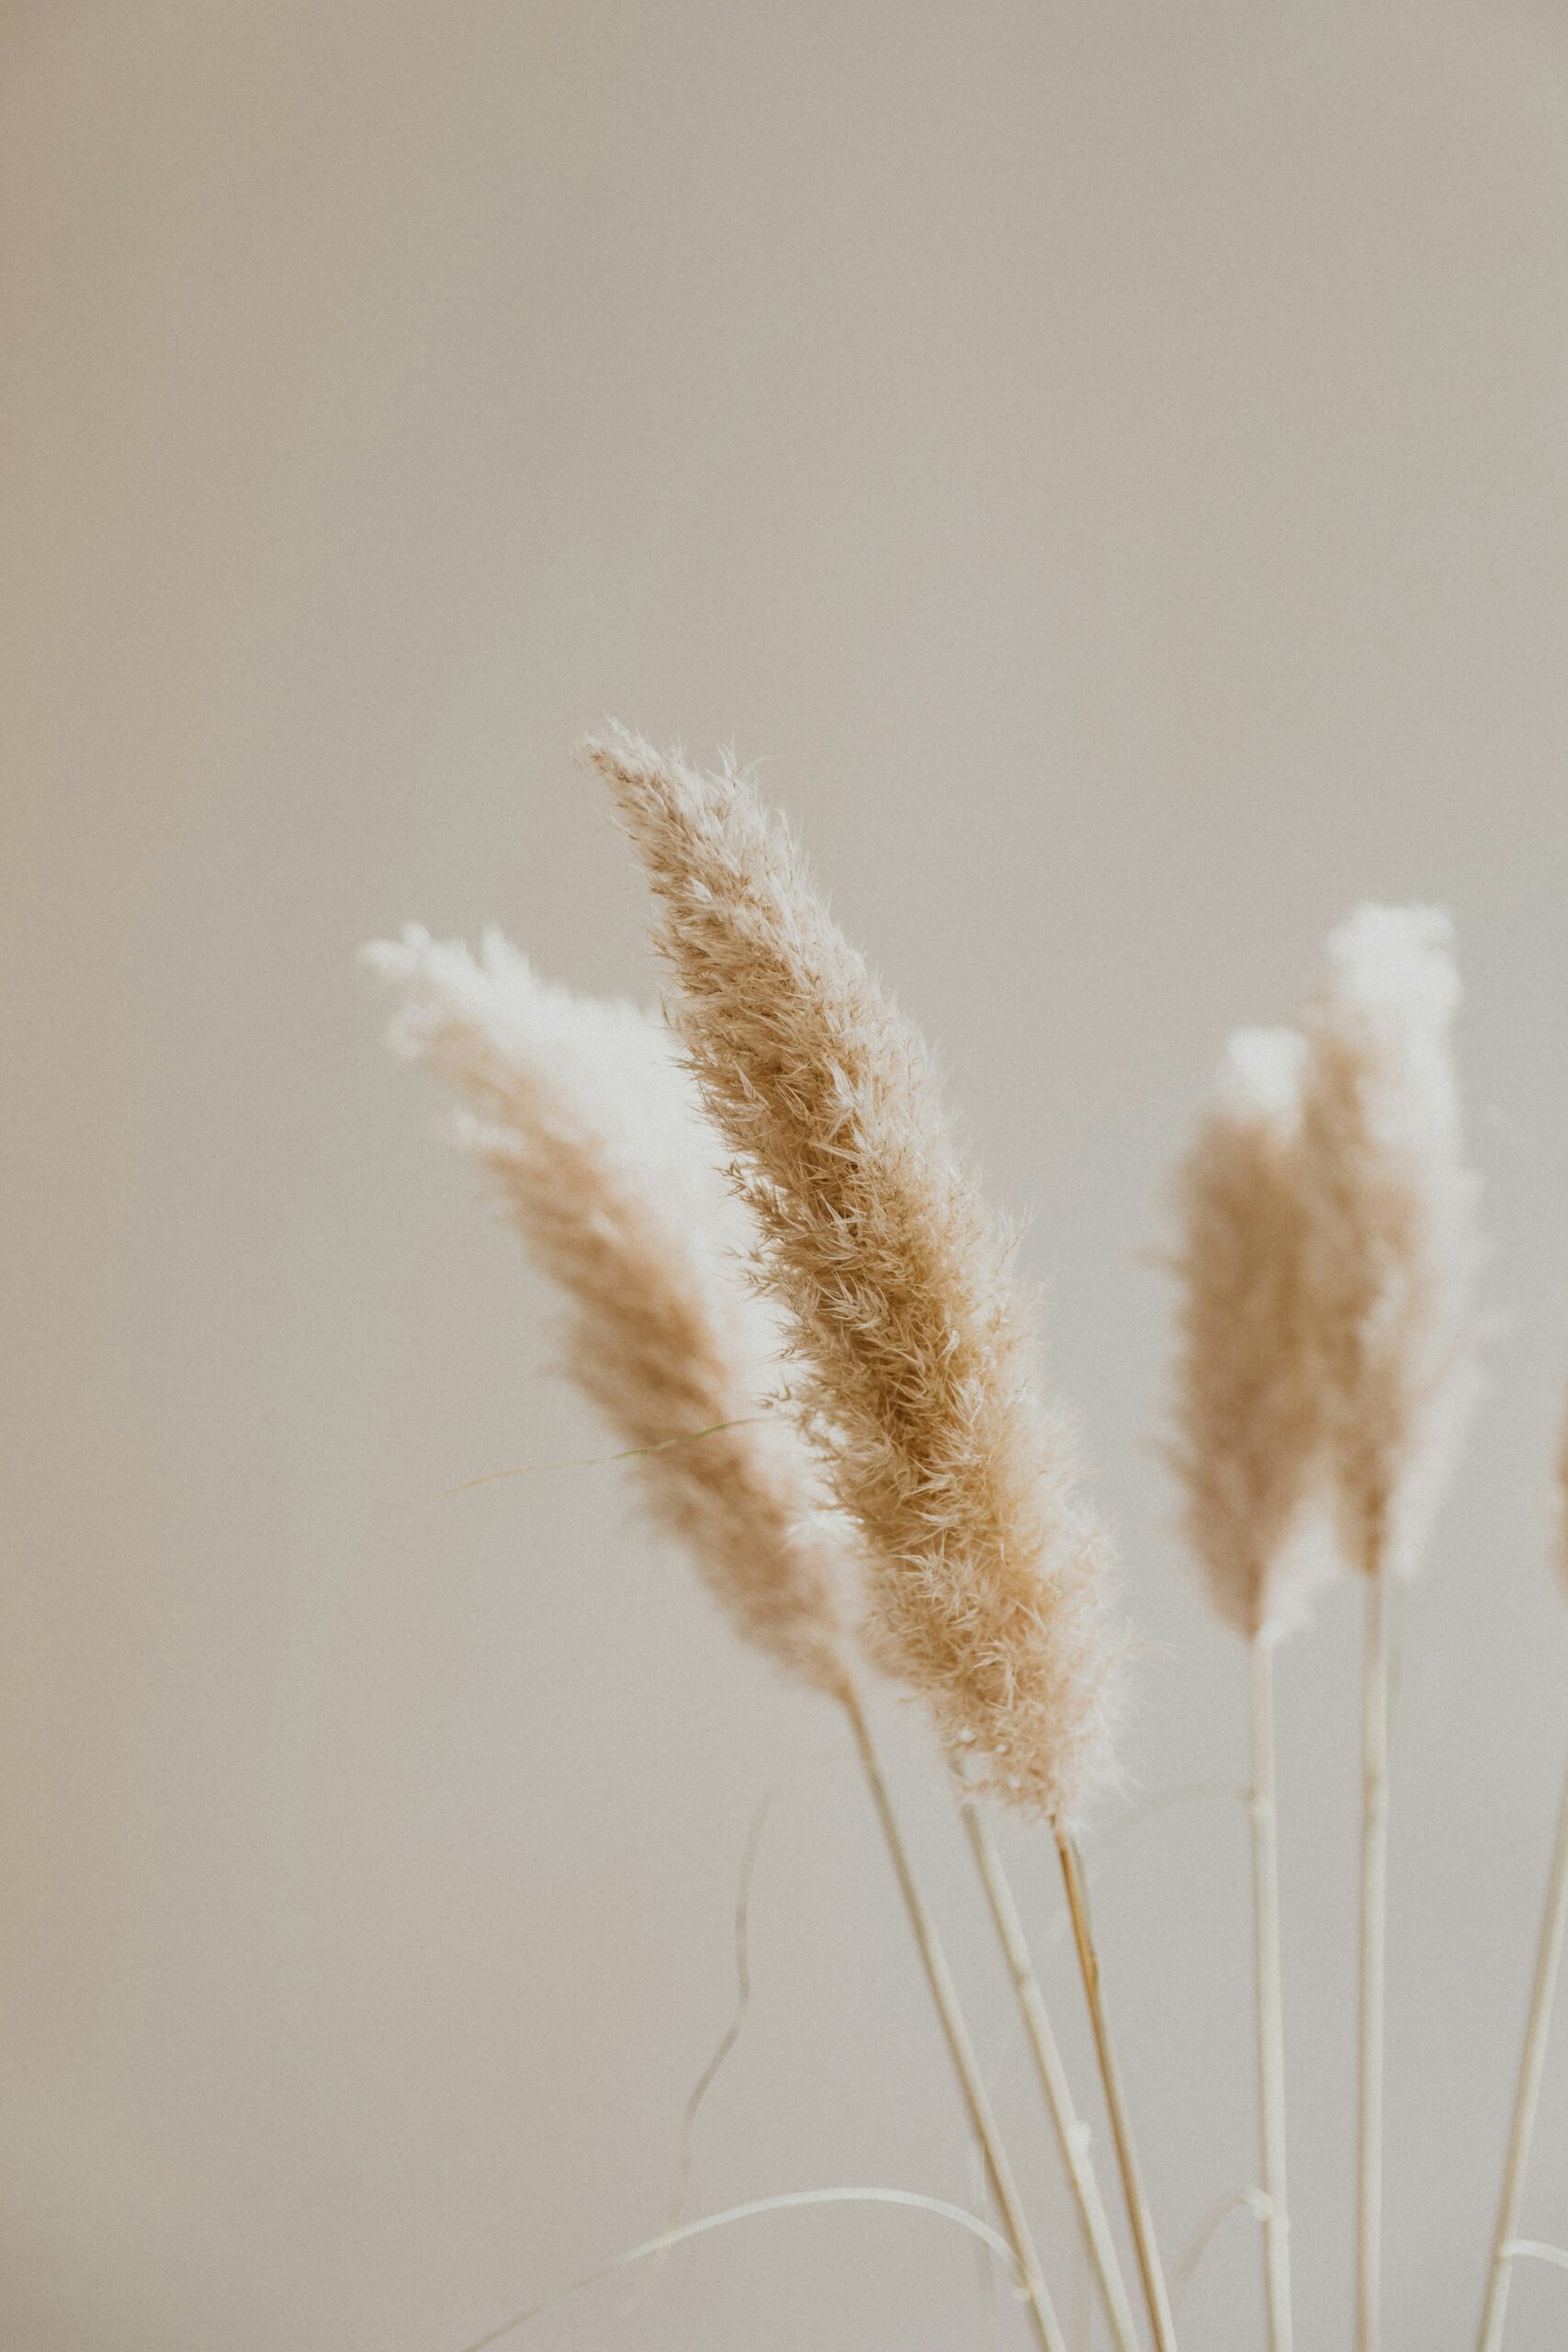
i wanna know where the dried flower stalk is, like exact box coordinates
[581,728,1122,1829]
[952,1772,1141,2352]
[365,924,852,1697]
[1169,1023,1325,2352]
[1296,904,1481,2352]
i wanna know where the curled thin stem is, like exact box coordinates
[1172,2186,1272,2320]
[455,2183,1025,2352]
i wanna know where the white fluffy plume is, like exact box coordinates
[365,924,853,1697]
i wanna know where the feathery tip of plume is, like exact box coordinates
[1322,902,1460,1031]
[1214,1026,1310,1126]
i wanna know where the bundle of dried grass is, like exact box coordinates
[364,923,852,1698]
[367,920,1071,2352]
[358,812,1568,2352]
[580,728,1122,1830]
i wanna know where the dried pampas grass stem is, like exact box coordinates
[1475,1758,1568,2352]
[1055,1830,1179,2352]
[1169,1023,1315,2352]
[1298,905,1479,2352]
[1249,1635,1292,2352]
[841,1686,1069,2352]
[952,1779,1140,2352]
[1477,1418,1568,2352]
[1357,1568,1392,2352]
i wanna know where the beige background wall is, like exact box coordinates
[4,5,1568,2346]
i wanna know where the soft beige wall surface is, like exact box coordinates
[4,5,1567,2346]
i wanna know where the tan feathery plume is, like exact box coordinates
[367,922,1073,2352]
[1170,1024,1330,1646]
[1168,1023,1329,2352]
[1295,904,1481,2352]
[580,729,1122,1829]
[1297,903,1482,1582]
[364,923,852,1698]
[581,731,1167,2352]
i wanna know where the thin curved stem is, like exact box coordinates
[1172,2185,1271,2319]
[842,1685,1068,2352]
[1055,1826,1179,2352]
[1250,1637,1293,2352]
[1477,1747,1568,2352]
[953,1773,1141,2352]
[456,2183,1024,2351]
[1501,2239,1568,2275]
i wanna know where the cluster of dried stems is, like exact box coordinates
[369,735,1566,2352]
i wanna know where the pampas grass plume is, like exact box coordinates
[1171,1025,1330,1644]
[364,924,852,1700]
[581,729,1122,1828]
[1297,904,1483,1579]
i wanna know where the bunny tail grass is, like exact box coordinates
[840,1684,1068,2352]
[364,925,852,1699]
[581,728,1123,1828]
[1055,1829,1179,2352]
[952,1775,1140,2352]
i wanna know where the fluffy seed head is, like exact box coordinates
[1296,904,1482,1578]
[581,729,1123,1825]
[365,923,852,1697]
[1170,1026,1333,1642]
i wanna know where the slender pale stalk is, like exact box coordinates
[841,1686,1068,2352]
[1477,1749,1568,2352]
[1357,1569,1392,2352]
[952,1774,1141,2352]
[1249,1636,1292,2352]
[1055,1827,1179,2352]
